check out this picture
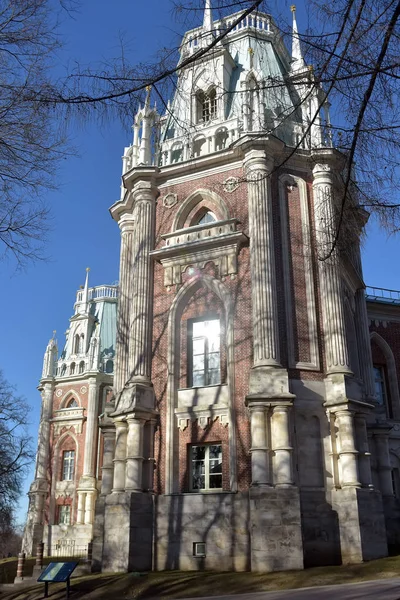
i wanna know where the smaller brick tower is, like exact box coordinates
[22,271,117,557]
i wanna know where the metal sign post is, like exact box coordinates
[38,561,78,598]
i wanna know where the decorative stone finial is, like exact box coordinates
[291,4,305,71]
[203,0,213,34]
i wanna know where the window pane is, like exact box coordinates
[193,371,205,386]
[192,446,206,460]
[192,474,206,489]
[209,474,222,488]
[193,321,205,336]
[193,339,205,355]
[210,459,222,474]
[193,354,205,371]
[209,445,222,458]
[208,352,220,370]
[207,369,221,386]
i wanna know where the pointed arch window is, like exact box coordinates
[196,88,217,123]
[197,211,217,225]
[67,398,78,408]
[74,334,80,355]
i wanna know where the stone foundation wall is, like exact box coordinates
[299,489,341,567]
[155,493,250,571]
[249,487,303,572]
[102,492,154,572]
[332,488,387,564]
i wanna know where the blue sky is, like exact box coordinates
[1,0,398,524]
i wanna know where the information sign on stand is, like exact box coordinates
[38,561,78,598]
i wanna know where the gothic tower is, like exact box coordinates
[94,2,388,572]
[22,273,117,556]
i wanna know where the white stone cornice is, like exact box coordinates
[51,407,86,435]
[175,405,230,431]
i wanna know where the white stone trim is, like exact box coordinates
[165,275,237,494]
[175,405,230,431]
[52,407,85,435]
[172,188,230,231]
[59,389,82,409]
[279,174,319,370]
[158,159,243,189]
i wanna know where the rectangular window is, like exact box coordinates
[62,450,75,481]
[193,542,206,557]
[190,444,222,491]
[58,505,71,525]
[189,318,221,387]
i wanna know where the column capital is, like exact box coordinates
[119,213,135,234]
[243,149,273,173]
[132,179,159,204]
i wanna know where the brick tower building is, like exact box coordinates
[23,273,117,557]
[24,2,400,572]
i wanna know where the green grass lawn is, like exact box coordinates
[1,554,400,599]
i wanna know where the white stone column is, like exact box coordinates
[271,405,294,487]
[335,410,361,487]
[128,184,157,383]
[125,417,145,492]
[143,419,156,492]
[114,217,135,396]
[100,428,116,496]
[354,288,375,400]
[244,150,280,367]
[374,431,393,496]
[83,377,98,477]
[35,382,53,481]
[112,420,128,493]
[313,163,351,375]
[77,492,86,525]
[249,405,271,486]
[354,414,373,489]
[84,491,96,525]
[33,493,45,525]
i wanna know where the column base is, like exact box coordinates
[331,487,387,563]
[102,492,153,572]
[249,486,303,572]
[248,366,292,397]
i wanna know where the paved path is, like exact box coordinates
[182,577,400,600]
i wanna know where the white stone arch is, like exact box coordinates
[51,429,79,525]
[215,126,229,151]
[192,134,207,158]
[370,331,400,419]
[165,274,237,494]
[60,389,81,409]
[172,188,230,232]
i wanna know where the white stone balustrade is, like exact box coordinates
[162,219,238,248]
[183,10,272,55]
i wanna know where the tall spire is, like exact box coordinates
[83,267,90,307]
[290,5,305,71]
[203,0,213,34]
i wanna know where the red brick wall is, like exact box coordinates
[151,164,330,494]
